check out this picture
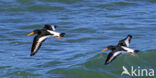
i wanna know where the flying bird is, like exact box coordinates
[102,35,140,65]
[27,24,65,56]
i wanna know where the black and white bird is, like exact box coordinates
[27,24,65,56]
[102,35,140,65]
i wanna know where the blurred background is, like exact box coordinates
[0,0,156,78]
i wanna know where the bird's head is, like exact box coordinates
[27,30,41,36]
[102,45,116,52]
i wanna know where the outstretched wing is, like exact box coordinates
[44,24,56,31]
[121,46,135,53]
[117,35,132,47]
[30,35,50,56]
[105,51,122,65]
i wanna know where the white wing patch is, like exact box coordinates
[113,51,122,56]
[47,30,60,37]
[109,51,122,62]
[51,26,56,31]
[38,35,51,43]
[34,35,51,52]
[34,42,40,53]
[121,46,134,53]
[125,37,130,47]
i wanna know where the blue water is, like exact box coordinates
[0,0,156,78]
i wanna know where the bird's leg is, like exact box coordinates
[55,36,62,39]
[128,52,136,56]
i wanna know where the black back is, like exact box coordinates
[44,24,56,31]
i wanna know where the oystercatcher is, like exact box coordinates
[27,24,65,56]
[102,35,139,65]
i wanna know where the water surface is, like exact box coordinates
[0,0,156,78]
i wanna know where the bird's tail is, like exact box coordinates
[134,50,140,53]
[60,33,65,37]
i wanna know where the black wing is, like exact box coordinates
[105,51,122,65]
[30,35,49,56]
[117,35,132,47]
[44,24,56,31]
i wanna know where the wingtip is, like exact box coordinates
[44,24,51,27]
[128,34,132,38]
[104,63,108,65]
[44,24,57,30]
[30,53,35,56]
[54,25,57,28]
[104,61,110,65]
[104,62,110,65]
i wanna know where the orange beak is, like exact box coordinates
[128,52,136,56]
[27,32,34,36]
[102,48,108,52]
[55,36,62,39]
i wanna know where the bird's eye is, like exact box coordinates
[37,31,41,34]
[112,48,116,50]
